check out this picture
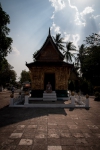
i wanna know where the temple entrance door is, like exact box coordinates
[44,73,55,91]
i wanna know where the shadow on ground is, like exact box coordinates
[0,105,67,128]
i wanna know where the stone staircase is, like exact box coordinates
[43,91,57,101]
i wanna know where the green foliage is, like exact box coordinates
[0,5,17,87]
[82,47,100,85]
[74,80,80,93]
[80,79,89,94]
[20,70,31,83]
[75,33,100,86]
[63,42,77,63]
[0,58,17,87]
[68,81,75,92]
[94,92,100,100]
[84,33,100,47]
[94,86,100,92]
[0,4,13,60]
[79,79,93,95]
[75,44,85,67]
[52,33,65,51]
[33,50,39,61]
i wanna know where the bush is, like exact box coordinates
[68,81,75,92]
[94,86,100,92]
[94,91,100,101]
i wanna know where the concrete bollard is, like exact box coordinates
[10,98,14,106]
[19,92,21,101]
[71,92,75,107]
[24,95,29,105]
[9,94,14,106]
[85,94,89,108]
[71,96,75,107]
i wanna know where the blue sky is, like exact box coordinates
[0,0,100,80]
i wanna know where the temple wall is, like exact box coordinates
[29,66,71,90]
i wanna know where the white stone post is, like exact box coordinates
[71,92,75,107]
[24,95,29,105]
[10,98,14,106]
[85,94,89,108]
[9,94,14,106]
[19,92,21,101]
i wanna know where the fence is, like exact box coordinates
[9,92,25,106]
[9,92,89,109]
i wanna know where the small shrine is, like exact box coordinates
[26,29,74,99]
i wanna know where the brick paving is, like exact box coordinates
[0,94,100,150]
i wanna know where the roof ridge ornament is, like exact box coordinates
[49,27,51,36]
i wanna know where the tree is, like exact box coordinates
[0,4,13,60]
[64,42,76,63]
[75,44,85,66]
[84,33,100,47]
[81,33,100,86]
[9,70,17,85]
[20,70,31,83]
[75,44,85,76]
[0,58,17,87]
[68,81,75,92]
[52,33,65,51]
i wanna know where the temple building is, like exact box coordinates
[26,29,74,99]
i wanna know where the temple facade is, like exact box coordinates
[26,29,74,98]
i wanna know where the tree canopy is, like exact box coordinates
[64,42,76,62]
[84,33,100,47]
[52,33,65,51]
[78,33,100,86]
[0,4,13,60]
[0,58,17,87]
[20,70,31,83]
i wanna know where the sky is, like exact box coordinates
[0,0,100,80]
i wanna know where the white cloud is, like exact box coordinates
[51,11,55,19]
[91,14,100,19]
[72,34,80,50]
[63,33,80,50]
[49,0,99,49]
[75,12,86,26]
[68,0,85,26]
[51,22,61,33]
[64,33,80,50]
[63,32,70,42]
[12,47,20,55]
[80,7,94,16]
[49,0,65,11]
[68,0,78,12]
[68,0,95,27]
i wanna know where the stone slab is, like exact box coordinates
[19,139,33,145]
[48,146,62,150]
[9,133,23,138]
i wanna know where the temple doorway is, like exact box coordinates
[44,73,55,91]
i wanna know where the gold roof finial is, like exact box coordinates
[49,27,51,36]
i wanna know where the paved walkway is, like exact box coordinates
[0,97,100,150]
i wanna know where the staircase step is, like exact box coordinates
[43,91,57,101]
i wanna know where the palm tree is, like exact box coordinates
[52,33,65,51]
[64,42,77,63]
[75,44,85,67]
[75,44,85,77]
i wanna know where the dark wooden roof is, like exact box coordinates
[26,28,74,70]
[33,28,64,61]
[26,61,74,68]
